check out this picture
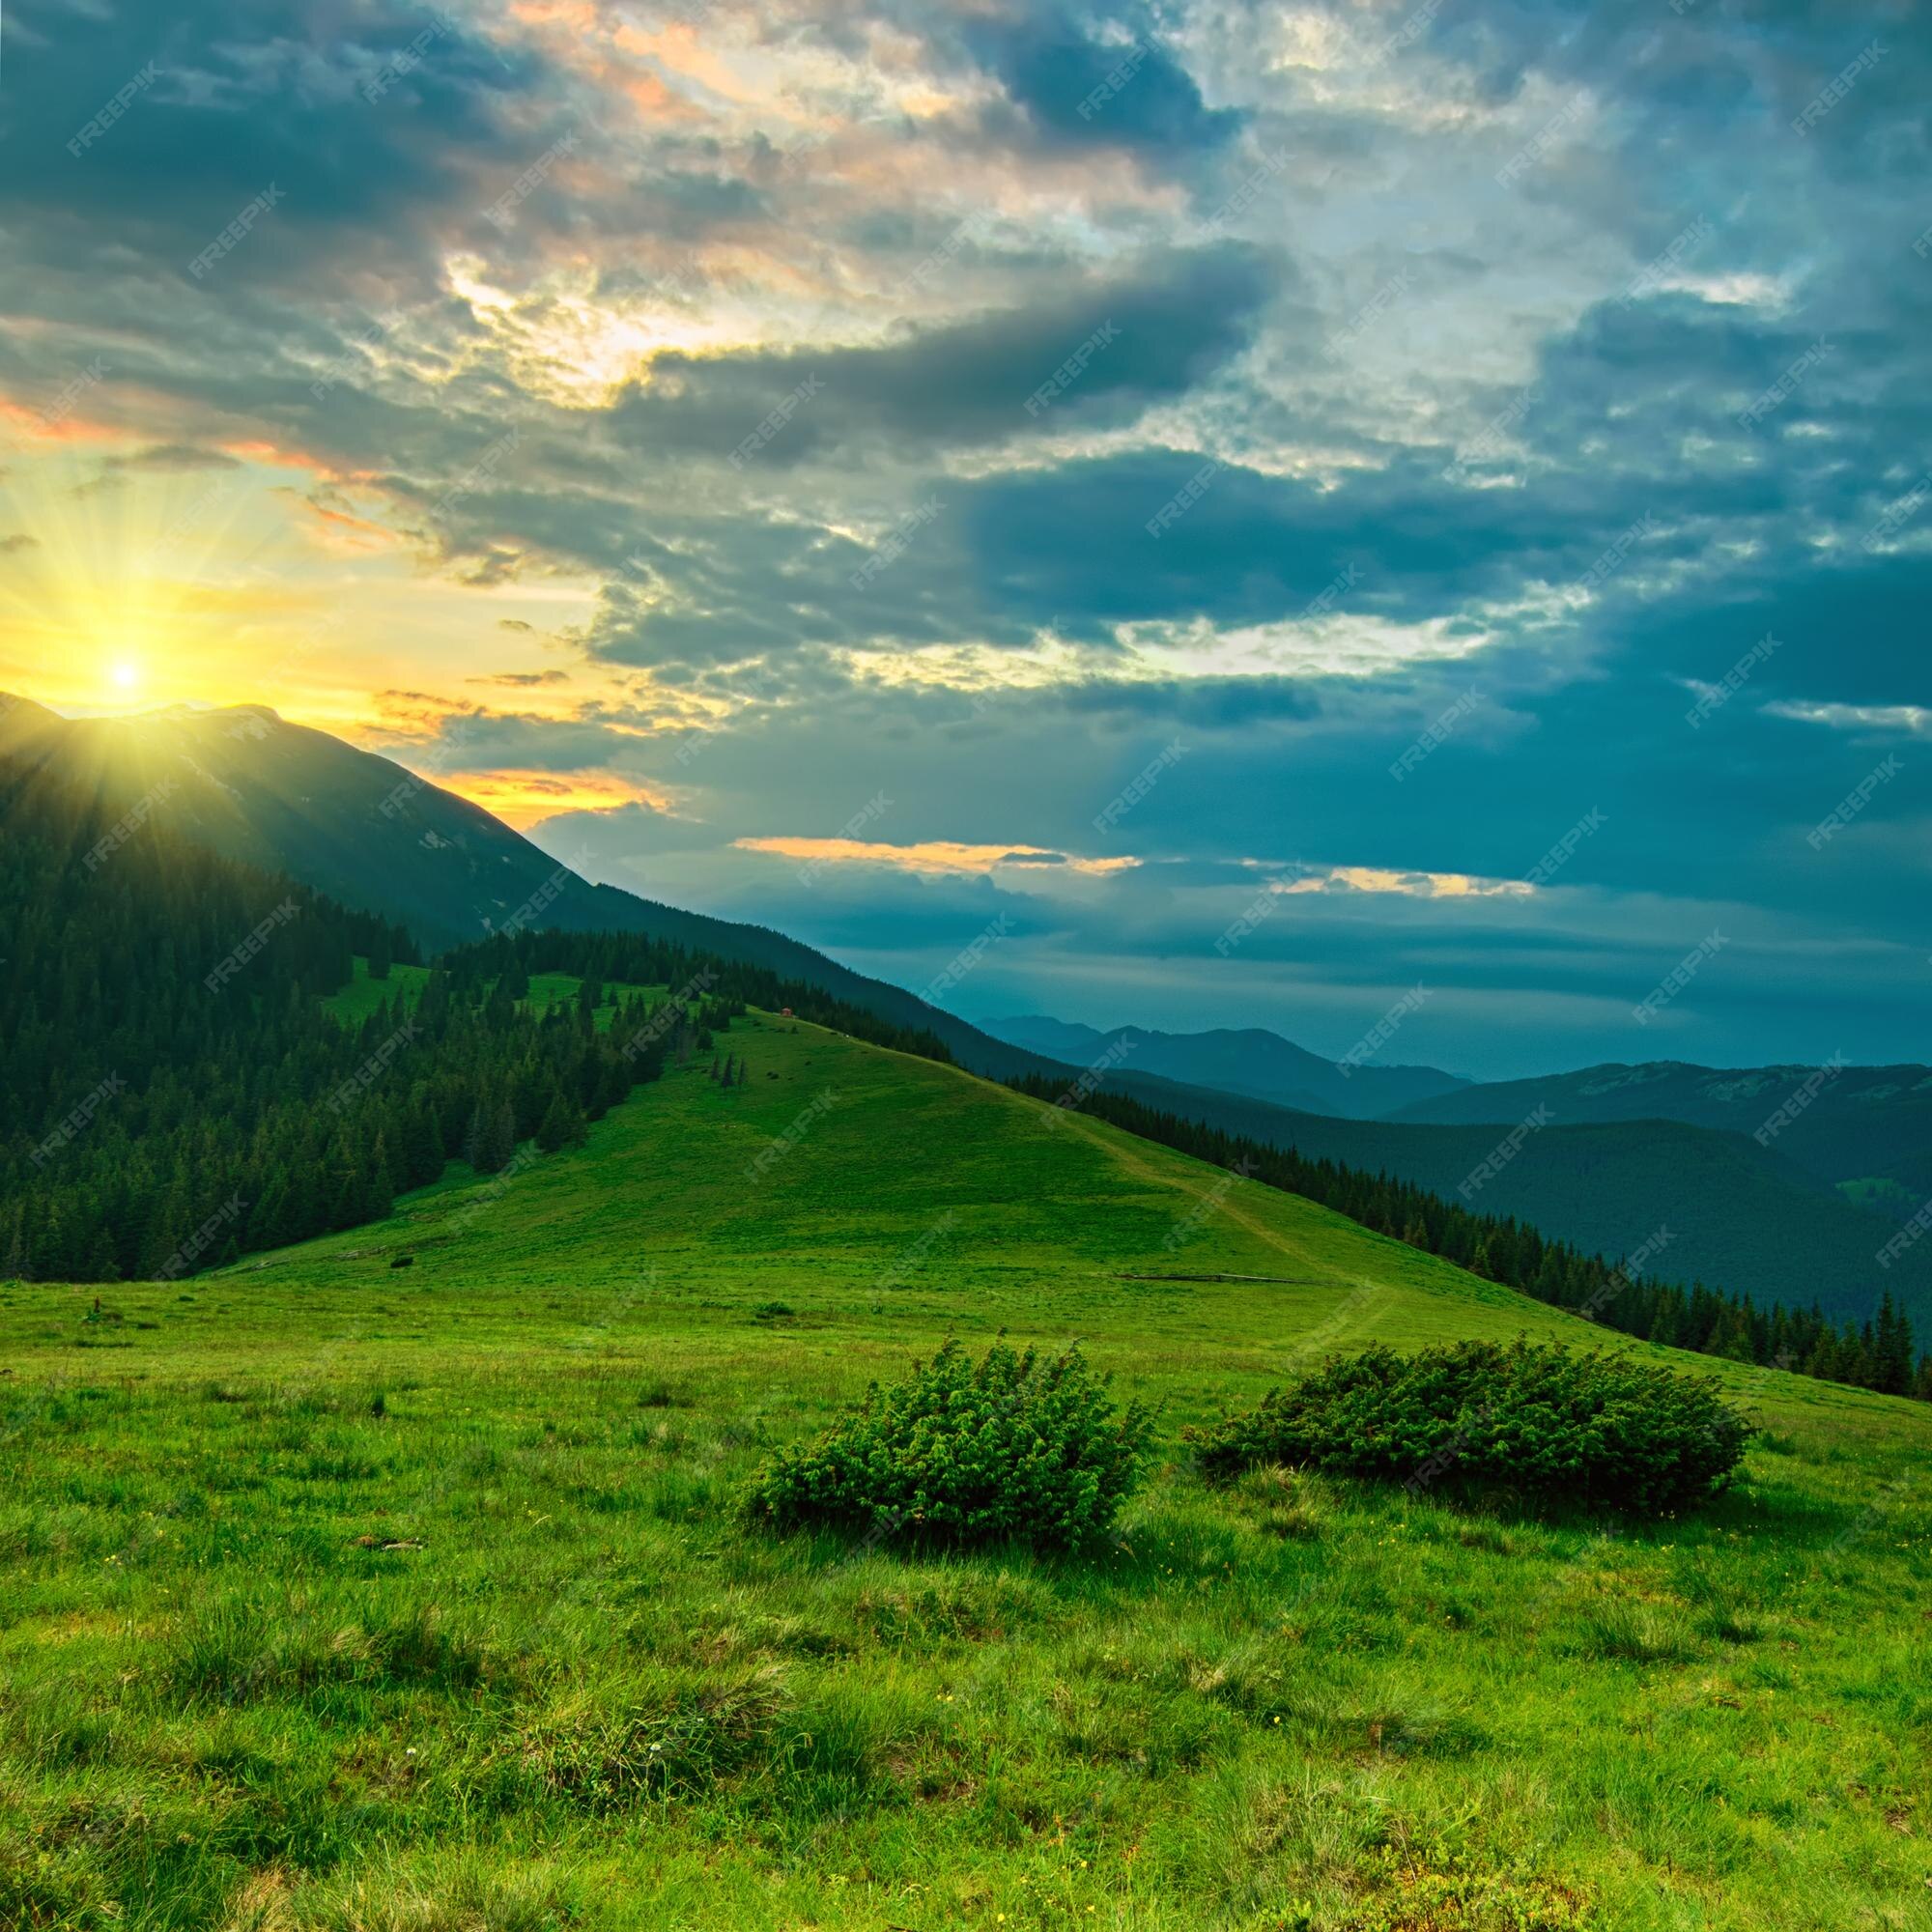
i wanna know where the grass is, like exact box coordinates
[320,956,430,1025]
[321,958,661,1032]
[2,1009,1928,1929]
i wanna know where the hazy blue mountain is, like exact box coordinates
[983,1013,1469,1120]
[1390,1059,1932,1199]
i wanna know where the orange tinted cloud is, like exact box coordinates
[221,439,371,482]
[442,768,676,829]
[734,835,1140,877]
[283,495,402,554]
[0,398,121,445]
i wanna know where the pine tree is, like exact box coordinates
[367,1133,397,1220]
[482,1100,518,1174]
[1872,1292,1915,1395]
[536,1092,585,1153]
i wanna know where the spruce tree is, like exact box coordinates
[537,1092,584,1153]
[482,1100,518,1174]
[1872,1292,1915,1395]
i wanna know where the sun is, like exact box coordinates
[110,660,141,694]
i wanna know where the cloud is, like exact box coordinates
[1763,699,1931,738]
[960,10,1245,161]
[732,835,1143,878]
[1276,865,1537,900]
[110,443,242,473]
[1,0,1927,1072]
[0,0,537,294]
[608,242,1280,468]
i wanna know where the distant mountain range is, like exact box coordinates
[1084,1069,1930,1325]
[991,1010,1932,1207]
[986,1015,1932,1324]
[982,1014,1469,1120]
[1390,1060,1932,1198]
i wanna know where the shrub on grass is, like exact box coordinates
[1188,1339,1748,1514]
[743,1338,1153,1550]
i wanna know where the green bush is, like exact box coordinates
[743,1338,1153,1550]
[1188,1340,1749,1514]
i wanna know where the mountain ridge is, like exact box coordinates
[0,694,1056,1083]
[981,1011,1470,1119]
[1080,1065,1932,1330]
[1390,1055,1932,1194]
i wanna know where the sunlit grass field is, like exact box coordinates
[3,1009,1928,1929]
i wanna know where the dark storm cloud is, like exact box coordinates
[609,243,1279,466]
[1,0,543,291]
[961,10,1244,159]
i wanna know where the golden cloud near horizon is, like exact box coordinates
[733,835,1143,878]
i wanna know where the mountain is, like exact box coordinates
[983,1013,1469,1119]
[1389,1059,1932,1202]
[1088,1067,1932,1330]
[980,1011,1932,1323]
[0,695,1053,1082]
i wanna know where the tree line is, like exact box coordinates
[1009,1077,1932,1405]
[0,753,947,1283]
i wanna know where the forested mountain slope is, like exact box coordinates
[0,695,1052,1080]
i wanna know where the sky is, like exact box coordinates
[0,0,1926,1080]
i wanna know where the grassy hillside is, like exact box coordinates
[3,1014,1928,1929]
[1100,1070,1932,1330]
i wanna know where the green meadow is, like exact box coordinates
[3,1007,1928,1929]
[320,958,660,1032]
